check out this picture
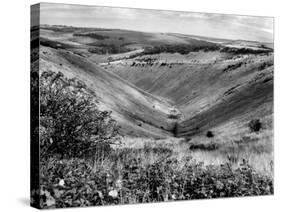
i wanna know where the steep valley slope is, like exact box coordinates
[39,25,273,141]
[39,46,177,138]
[103,51,273,137]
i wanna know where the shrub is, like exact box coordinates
[222,62,243,72]
[206,130,214,138]
[189,142,219,151]
[220,46,272,54]
[168,114,179,119]
[248,119,262,132]
[88,47,101,54]
[39,153,273,208]
[39,71,120,158]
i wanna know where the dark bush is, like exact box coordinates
[222,62,243,72]
[168,114,179,119]
[220,46,272,54]
[248,119,262,132]
[189,142,219,151]
[206,130,214,138]
[39,71,120,158]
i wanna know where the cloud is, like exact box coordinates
[39,3,273,42]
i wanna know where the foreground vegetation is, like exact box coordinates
[35,71,273,209]
[39,147,273,208]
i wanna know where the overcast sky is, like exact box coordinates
[39,3,273,43]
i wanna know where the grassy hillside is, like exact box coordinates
[102,52,273,130]
[39,25,273,139]
[39,45,177,138]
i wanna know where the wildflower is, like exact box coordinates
[53,188,64,198]
[58,179,65,187]
[216,180,224,190]
[97,190,103,199]
[115,179,122,189]
[108,190,118,198]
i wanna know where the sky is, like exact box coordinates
[38,3,274,43]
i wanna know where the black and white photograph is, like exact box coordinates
[30,2,274,209]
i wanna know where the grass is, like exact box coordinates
[119,125,273,176]
[37,134,273,209]
[183,128,273,177]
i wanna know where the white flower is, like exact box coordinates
[108,190,118,198]
[58,179,65,187]
[115,179,122,189]
[216,180,224,190]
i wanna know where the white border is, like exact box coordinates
[0,0,280,211]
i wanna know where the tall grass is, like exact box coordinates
[38,137,273,209]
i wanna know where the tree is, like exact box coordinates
[206,131,214,138]
[39,71,120,158]
[248,119,262,132]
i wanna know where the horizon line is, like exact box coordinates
[39,24,273,44]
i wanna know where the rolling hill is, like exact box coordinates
[38,25,273,141]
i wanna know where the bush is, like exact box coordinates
[248,119,262,132]
[168,114,179,119]
[206,130,214,138]
[39,71,120,158]
[220,46,272,54]
[189,142,219,151]
[39,153,273,208]
[222,62,243,72]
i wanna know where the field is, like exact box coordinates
[31,24,274,208]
